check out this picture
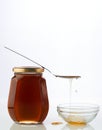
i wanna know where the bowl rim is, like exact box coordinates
[57,103,100,113]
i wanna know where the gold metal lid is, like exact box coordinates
[13,66,44,73]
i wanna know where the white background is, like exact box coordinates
[0,0,102,107]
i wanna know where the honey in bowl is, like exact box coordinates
[65,114,86,125]
[57,103,99,125]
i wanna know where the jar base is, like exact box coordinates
[16,121,41,125]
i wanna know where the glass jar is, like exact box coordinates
[8,66,49,124]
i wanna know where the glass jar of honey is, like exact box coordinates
[8,66,49,124]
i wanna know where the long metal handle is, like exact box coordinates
[4,46,54,76]
[4,46,81,79]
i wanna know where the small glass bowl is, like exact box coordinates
[57,103,100,125]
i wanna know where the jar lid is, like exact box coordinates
[13,66,44,73]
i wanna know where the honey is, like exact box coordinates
[68,121,86,125]
[51,122,63,125]
[66,114,86,126]
[8,67,49,124]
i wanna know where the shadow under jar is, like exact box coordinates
[8,66,49,125]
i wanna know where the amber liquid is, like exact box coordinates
[68,121,86,125]
[8,74,49,124]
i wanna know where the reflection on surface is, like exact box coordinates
[10,123,46,130]
[62,124,95,130]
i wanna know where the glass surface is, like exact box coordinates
[8,72,49,124]
[57,103,99,125]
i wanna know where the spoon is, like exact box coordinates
[4,46,81,79]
